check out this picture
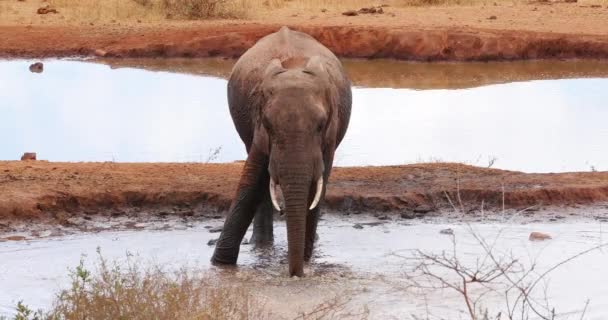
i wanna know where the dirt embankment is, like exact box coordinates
[1,161,607,224]
[2,2,608,61]
[3,23,608,61]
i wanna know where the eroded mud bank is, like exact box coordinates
[1,161,607,225]
[3,24,608,61]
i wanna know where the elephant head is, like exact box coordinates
[256,57,334,277]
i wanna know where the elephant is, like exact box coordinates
[211,26,352,277]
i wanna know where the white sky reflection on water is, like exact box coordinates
[1,60,606,173]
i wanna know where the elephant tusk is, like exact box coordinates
[309,177,324,210]
[270,179,282,212]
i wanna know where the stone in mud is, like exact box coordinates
[529,232,552,241]
[208,226,223,233]
[207,238,218,246]
[94,49,107,57]
[374,213,389,220]
[29,62,43,73]
[353,223,363,229]
[361,221,384,227]
[440,228,454,235]
[400,211,415,219]
[20,152,37,161]
[4,236,27,241]
[413,205,434,214]
[342,10,358,16]
[37,6,58,14]
[358,6,384,14]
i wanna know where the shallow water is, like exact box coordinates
[1,216,607,319]
[1,59,607,172]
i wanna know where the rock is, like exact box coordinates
[20,152,37,161]
[207,238,218,246]
[94,49,107,57]
[440,228,454,235]
[358,6,384,14]
[529,232,552,241]
[353,223,363,229]
[320,8,327,12]
[208,226,223,233]
[400,212,415,219]
[413,205,433,214]
[342,10,358,16]
[488,15,497,20]
[37,6,58,14]
[360,221,384,227]
[590,4,601,8]
[564,0,577,2]
[29,62,43,73]
[4,236,27,241]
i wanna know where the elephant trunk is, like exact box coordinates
[280,163,311,277]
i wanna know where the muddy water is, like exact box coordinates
[1,215,607,318]
[1,59,608,172]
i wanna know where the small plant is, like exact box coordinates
[205,145,222,163]
[12,301,44,320]
[399,223,604,320]
[487,155,497,168]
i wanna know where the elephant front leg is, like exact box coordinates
[250,187,274,246]
[211,150,268,265]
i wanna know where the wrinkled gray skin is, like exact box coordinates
[211,27,352,277]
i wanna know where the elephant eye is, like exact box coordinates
[316,123,323,133]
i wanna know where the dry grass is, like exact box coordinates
[2,250,368,320]
[4,250,269,320]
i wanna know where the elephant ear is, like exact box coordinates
[303,56,326,76]
[264,59,286,78]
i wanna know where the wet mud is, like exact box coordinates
[2,215,608,318]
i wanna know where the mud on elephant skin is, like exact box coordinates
[211,26,352,277]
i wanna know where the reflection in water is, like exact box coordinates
[0,60,606,173]
[96,57,608,90]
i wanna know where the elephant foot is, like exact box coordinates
[250,231,274,248]
[304,244,314,262]
[211,244,239,265]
